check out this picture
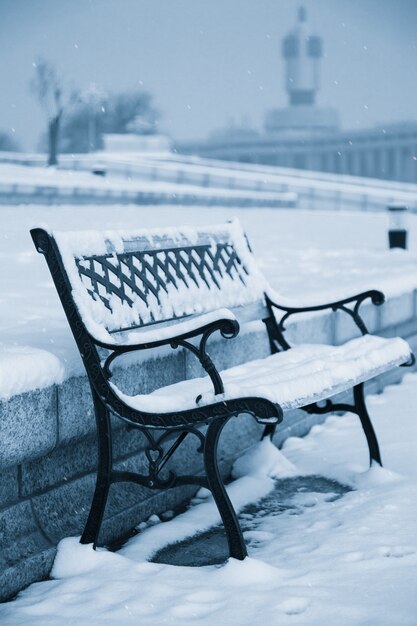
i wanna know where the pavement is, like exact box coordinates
[152,476,351,567]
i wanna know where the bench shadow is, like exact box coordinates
[151,475,351,567]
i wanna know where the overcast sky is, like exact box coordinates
[1,0,417,150]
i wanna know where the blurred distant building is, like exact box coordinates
[265,5,339,137]
[103,133,172,154]
[178,7,417,183]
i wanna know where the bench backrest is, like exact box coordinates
[45,219,268,343]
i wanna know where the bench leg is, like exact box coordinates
[204,417,247,561]
[261,423,278,440]
[353,383,382,466]
[80,390,112,547]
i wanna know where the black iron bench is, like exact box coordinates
[31,220,413,562]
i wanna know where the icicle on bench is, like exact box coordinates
[31,220,413,562]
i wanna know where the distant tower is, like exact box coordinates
[283,6,322,106]
[265,6,339,135]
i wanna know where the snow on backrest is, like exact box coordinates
[53,219,268,342]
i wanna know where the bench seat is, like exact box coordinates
[112,333,411,414]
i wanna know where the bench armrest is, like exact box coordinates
[265,289,385,339]
[266,288,385,314]
[101,309,240,390]
[108,308,239,350]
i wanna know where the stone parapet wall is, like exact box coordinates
[0,182,294,208]
[1,291,417,601]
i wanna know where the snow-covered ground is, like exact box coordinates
[2,204,417,399]
[1,372,416,625]
[2,180,417,622]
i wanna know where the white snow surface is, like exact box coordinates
[112,335,411,414]
[3,203,417,398]
[1,373,417,625]
[0,346,64,399]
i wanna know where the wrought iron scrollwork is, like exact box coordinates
[101,318,239,394]
[264,289,386,351]
[113,425,209,490]
[73,242,248,324]
[170,318,239,397]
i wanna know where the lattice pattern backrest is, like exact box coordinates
[54,220,268,341]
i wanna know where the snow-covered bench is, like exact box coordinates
[31,220,413,562]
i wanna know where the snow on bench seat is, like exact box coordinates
[111,334,411,414]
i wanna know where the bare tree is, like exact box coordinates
[31,59,65,166]
[103,90,158,135]
[60,88,159,154]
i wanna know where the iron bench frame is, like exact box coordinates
[31,225,410,563]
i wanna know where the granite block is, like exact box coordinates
[95,454,195,545]
[185,329,270,380]
[108,455,156,508]
[381,293,414,328]
[144,416,260,483]
[0,387,57,470]
[103,476,238,549]
[285,311,334,346]
[0,466,19,507]
[160,427,207,478]
[333,310,362,344]
[57,374,95,443]
[0,547,56,602]
[214,328,271,370]
[164,484,200,514]
[334,302,380,345]
[30,456,165,546]
[100,491,168,546]
[21,418,163,498]
[112,423,148,460]
[362,301,382,333]
[380,318,417,341]
[217,413,261,462]
[111,349,186,396]
[20,434,98,497]
[31,473,96,544]
[0,501,51,574]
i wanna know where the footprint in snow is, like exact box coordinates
[185,590,225,604]
[284,542,320,555]
[307,518,342,532]
[171,601,224,619]
[240,513,254,520]
[378,545,416,558]
[343,551,365,562]
[278,597,311,615]
[243,530,275,545]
